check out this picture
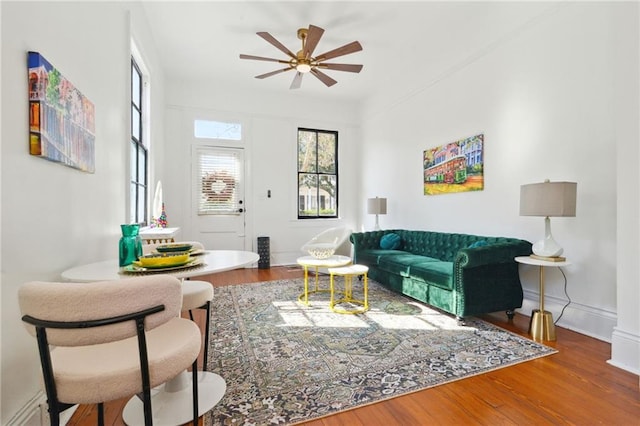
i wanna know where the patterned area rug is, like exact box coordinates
[205,278,555,425]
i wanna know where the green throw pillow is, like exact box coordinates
[468,240,488,248]
[380,233,401,250]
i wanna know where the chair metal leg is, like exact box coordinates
[97,403,104,426]
[203,301,211,372]
[191,359,199,426]
[49,407,60,426]
[189,301,211,372]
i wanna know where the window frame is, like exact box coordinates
[130,57,148,225]
[297,127,339,219]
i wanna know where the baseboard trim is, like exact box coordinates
[608,327,640,375]
[7,390,77,426]
[520,289,617,343]
[6,391,45,426]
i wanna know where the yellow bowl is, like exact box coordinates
[138,253,190,268]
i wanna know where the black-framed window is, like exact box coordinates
[130,58,147,225]
[297,128,338,218]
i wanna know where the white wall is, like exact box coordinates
[163,82,361,264]
[359,2,634,351]
[0,2,165,423]
[610,2,640,375]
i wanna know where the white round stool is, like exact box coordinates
[122,279,226,426]
[182,279,213,371]
[328,264,369,314]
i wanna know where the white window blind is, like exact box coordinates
[196,147,241,215]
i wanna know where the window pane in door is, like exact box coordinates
[197,148,241,215]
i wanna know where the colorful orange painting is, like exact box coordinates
[28,51,95,172]
[423,134,484,195]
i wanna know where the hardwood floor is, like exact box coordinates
[68,266,639,426]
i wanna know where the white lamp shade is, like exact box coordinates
[367,197,387,215]
[520,181,577,217]
[520,180,577,258]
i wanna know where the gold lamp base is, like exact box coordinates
[529,309,556,341]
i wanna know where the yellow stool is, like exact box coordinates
[328,264,369,314]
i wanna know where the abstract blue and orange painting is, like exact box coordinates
[28,51,95,172]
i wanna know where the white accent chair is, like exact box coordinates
[18,275,201,426]
[301,227,352,259]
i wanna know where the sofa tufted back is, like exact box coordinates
[351,229,524,262]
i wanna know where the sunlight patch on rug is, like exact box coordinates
[205,278,556,425]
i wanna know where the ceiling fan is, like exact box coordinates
[239,24,363,89]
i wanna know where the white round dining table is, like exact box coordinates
[60,250,259,425]
[61,249,259,282]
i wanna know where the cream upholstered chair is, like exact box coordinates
[301,227,352,259]
[19,275,201,426]
[142,241,214,371]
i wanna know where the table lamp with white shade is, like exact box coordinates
[367,197,387,231]
[520,180,577,259]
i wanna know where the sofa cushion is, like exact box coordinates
[357,249,411,266]
[408,261,454,290]
[380,233,402,250]
[378,254,439,276]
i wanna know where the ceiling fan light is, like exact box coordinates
[296,63,312,73]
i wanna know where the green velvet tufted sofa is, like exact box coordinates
[350,230,532,321]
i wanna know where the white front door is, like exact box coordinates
[192,146,246,250]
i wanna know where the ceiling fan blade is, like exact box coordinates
[315,41,363,61]
[303,25,325,58]
[240,54,289,64]
[310,69,337,87]
[255,67,293,79]
[319,63,363,73]
[290,72,304,89]
[257,31,296,59]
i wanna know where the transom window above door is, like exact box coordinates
[194,119,242,141]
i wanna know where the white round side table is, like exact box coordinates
[515,256,571,341]
[296,255,352,305]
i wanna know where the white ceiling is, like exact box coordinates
[141,1,558,104]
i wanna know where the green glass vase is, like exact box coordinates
[119,224,143,267]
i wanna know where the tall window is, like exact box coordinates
[297,128,338,218]
[130,58,147,224]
